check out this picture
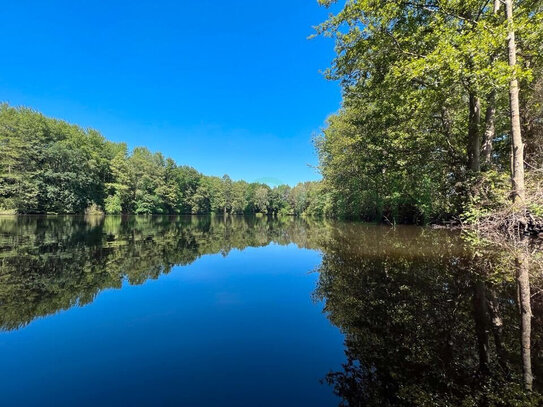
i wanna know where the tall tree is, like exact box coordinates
[505,0,526,203]
[481,0,502,167]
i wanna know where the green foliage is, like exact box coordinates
[461,170,511,224]
[0,104,114,213]
[315,0,543,224]
[104,193,123,214]
[0,104,327,216]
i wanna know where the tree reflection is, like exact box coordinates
[2,215,541,405]
[315,225,543,405]
[0,215,330,331]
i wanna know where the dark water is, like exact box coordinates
[0,216,541,406]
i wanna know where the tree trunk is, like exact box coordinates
[482,94,496,166]
[468,93,481,173]
[481,0,502,167]
[486,287,508,374]
[505,0,526,203]
[516,252,533,391]
[493,0,501,17]
[473,279,490,373]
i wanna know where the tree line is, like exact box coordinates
[314,0,543,224]
[3,1,542,224]
[0,104,326,216]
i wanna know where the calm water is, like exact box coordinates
[0,216,541,406]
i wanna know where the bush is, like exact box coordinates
[104,194,122,214]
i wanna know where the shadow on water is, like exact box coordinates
[315,224,543,405]
[0,215,542,405]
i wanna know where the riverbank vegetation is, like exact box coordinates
[2,1,543,231]
[0,104,326,216]
[314,0,543,230]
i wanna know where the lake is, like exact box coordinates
[0,215,541,406]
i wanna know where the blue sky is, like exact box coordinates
[0,0,341,185]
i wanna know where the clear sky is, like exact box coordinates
[0,0,341,186]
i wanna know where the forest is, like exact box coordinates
[0,104,326,216]
[2,0,543,229]
[314,0,543,227]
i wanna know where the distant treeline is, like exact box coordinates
[0,104,327,216]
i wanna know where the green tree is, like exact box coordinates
[315,0,543,223]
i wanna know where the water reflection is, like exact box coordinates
[0,215,328,331]
[315,225,543,405]
[0,215,541,405]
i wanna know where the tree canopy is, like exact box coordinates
[314,0,543,224]
[0,104,324,216]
